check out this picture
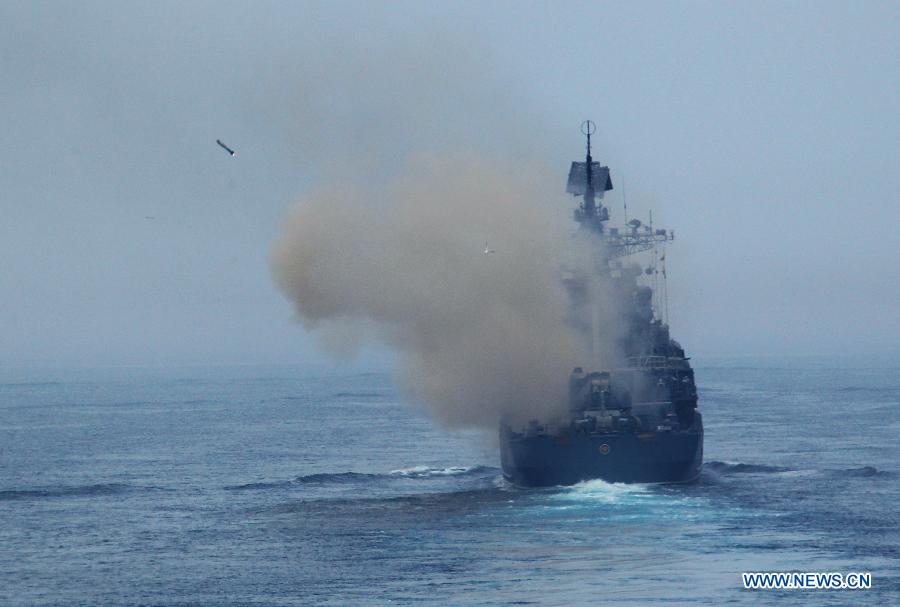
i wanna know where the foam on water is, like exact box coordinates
[389,465,489,478]
[556,478,650,503]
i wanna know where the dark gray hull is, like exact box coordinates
[500,415,703,487]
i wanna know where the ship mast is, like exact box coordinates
[565,121,678,363]
[567,121,673,259]
[583,120,597,221]
[567,120,611,234]
[575,121,606,367]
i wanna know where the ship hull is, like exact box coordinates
[500,416,703,487]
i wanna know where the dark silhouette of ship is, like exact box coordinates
[500,122,703,486]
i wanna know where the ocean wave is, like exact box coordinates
[297,472,382,484]
[266,486,510,514]
[827,466,897,479]
[224,480,297,491]
[226,465,497,491]
[835,386,899,393]
[0,381,63,388]
[704,461,792,474]
[388,465,494,478]
[333,391,387,399]
[704,461,897,480]
[0,482,134,501]
[225,472,379,490]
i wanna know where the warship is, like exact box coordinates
[500,121,703,486]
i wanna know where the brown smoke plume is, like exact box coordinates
[270,154,595,428]
[262,27,627,428]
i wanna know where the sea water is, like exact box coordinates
[2,356,898,605]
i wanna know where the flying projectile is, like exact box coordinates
[216,139,236,156]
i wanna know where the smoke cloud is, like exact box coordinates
[266,33,623,428]
[271,152,608,427]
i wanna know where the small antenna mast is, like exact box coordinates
[653,243,660,316]
[581,120,596,219]
[663,251,670,325]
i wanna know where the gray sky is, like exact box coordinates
[1,1,897,366]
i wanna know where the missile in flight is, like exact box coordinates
[216,139,236,156]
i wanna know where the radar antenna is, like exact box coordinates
[566,120,612,230]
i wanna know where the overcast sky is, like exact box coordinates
[1,1,897,367]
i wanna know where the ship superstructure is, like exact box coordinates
[500,122,703,486]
